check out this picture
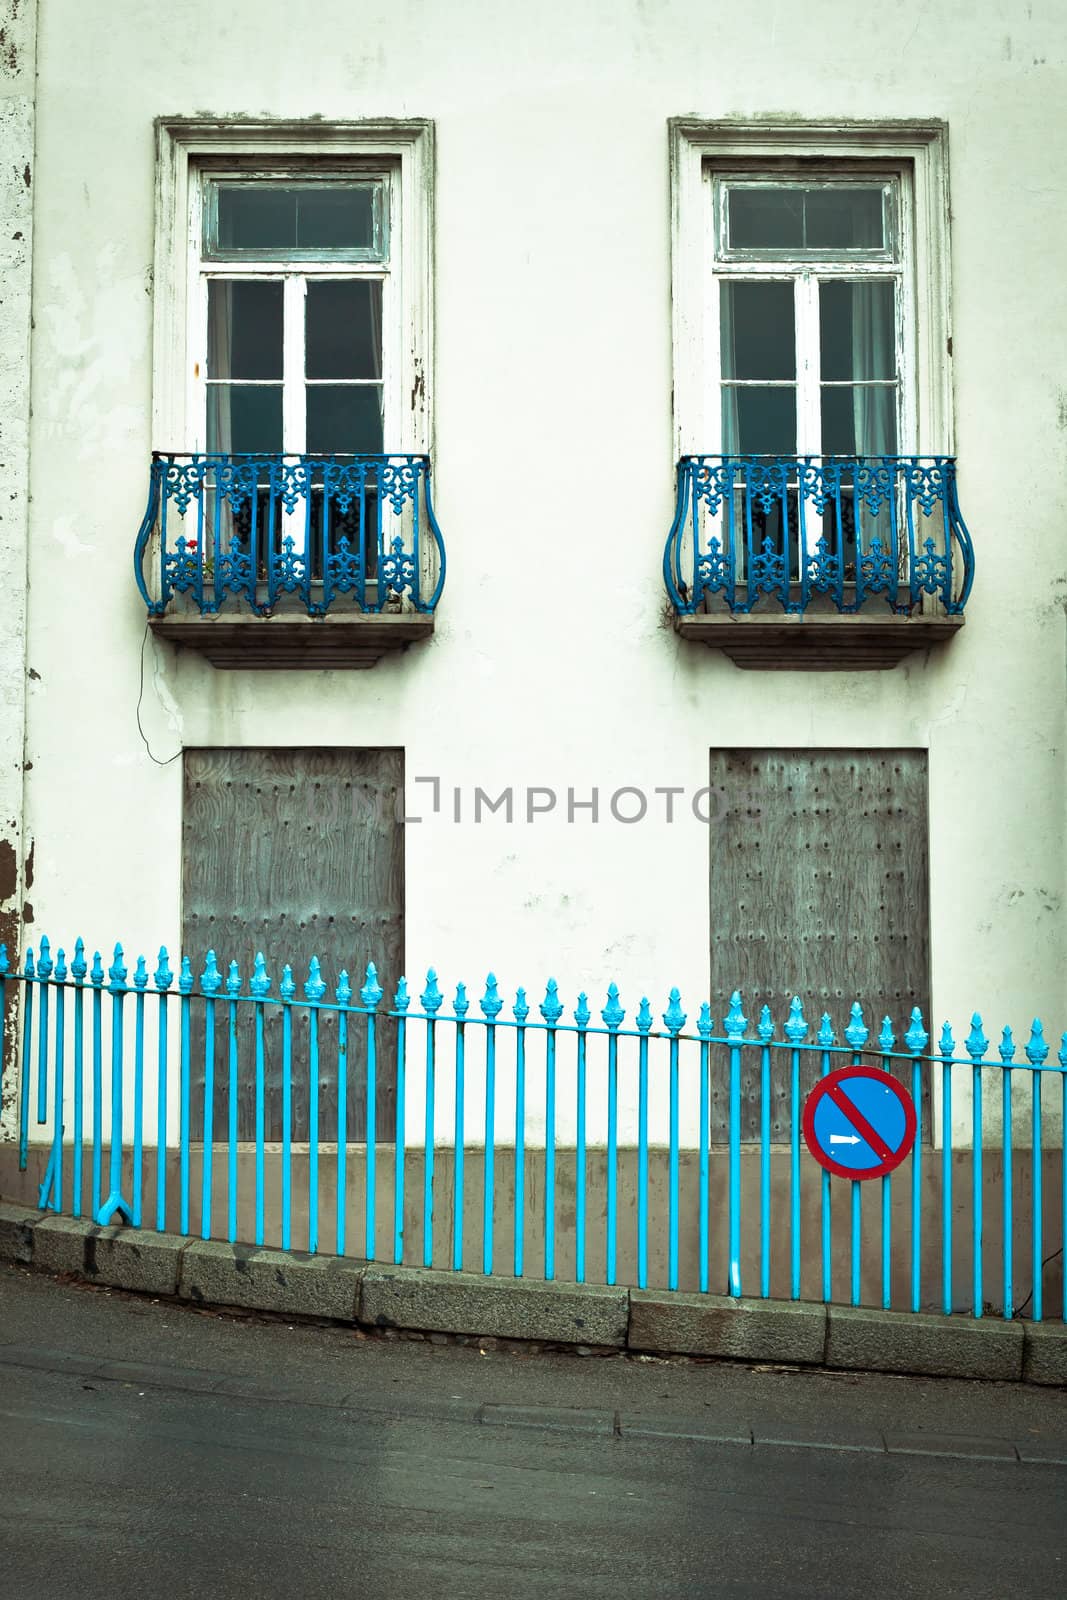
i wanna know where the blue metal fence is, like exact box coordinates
[134,452,446,618]
[2,937,1063,1322]
[663,454,974,616]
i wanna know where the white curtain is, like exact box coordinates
[850,281,895,456]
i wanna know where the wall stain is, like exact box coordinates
[22,901,32,923]
[23,839,33,892]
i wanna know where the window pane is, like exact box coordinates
[820,281,896,381]
[306,280,382,380]
[721,281,795,380]
[208,281,283,380]
[723,386,797,455]
[805,187,885,250]
[297,188,376,250]
[820,386,897,456]
[728,189,804,249]
[306,385,384,454]
[207,385,283,454]
[214,184,379,254]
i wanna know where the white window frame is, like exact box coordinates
[669,120,952,461]
[153,119,434,456]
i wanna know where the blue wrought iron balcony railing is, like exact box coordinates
[134,453,446,619]
[663,455,974,618]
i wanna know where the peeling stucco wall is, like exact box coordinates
[0,0,36,1133]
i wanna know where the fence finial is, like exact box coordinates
[878,1015,895,1053]
[226,959,241,998]
[421,969,443,1015]
[999,1025,1016,1064]
[360,963,383,1011]
[844,1002,868,1051]
[72,938,88,984]
[1059,1032,1067,1071]
[280,963,295,1002]
[201,951,221,996]
[250,953,272,998]
[784,996,808,1045]
[453,980,469,1019]
[696,1001,713,1040]
[480,974,503,1021]
[539,979,563,1026]
[153,946,172,991]
[108,943,127,991]
[513,986,530,1023]
[757,1004,775,1044]
[90,949,104,986]
[635,996,653,1034]
[1025,1018,1050,1066]
[904,1006,928,1056]
[601,983,625,1031]
[817,1012,836,1048]
[303,957,325,1004]
[393,975,410,1013]
[575,992,591,1029]
[725,991,748,1042]
[38,935,53,980]
[965,1013,987,1062]
[132,953,148,990]
[0,943,7,977]
[663,988,686,1034]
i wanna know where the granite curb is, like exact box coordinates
[1,1200,1064,1386]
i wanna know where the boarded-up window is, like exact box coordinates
[709,749,930,1140]
[182,748,404,1141]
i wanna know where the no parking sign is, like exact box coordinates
[802,1065,917,1181]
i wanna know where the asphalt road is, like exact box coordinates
[0,1264,1064,1599]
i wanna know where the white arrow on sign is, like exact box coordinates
[829,1134,862,1146]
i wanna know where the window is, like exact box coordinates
[669,121,952,460]
[152,120,434,457]
[195,175,392,457]
[713,177,903,458]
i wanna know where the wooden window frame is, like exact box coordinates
[153,119,435,456]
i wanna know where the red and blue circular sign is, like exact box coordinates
[802,1066,917,1181]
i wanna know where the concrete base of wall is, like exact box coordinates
[1,1198,1062,1386]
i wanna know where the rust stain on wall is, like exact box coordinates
[0,837,16,902]
[23,838,33,891]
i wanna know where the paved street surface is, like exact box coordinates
[0,1263,1064,1598]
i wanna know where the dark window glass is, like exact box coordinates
[728,189,804,249]
[805,187,884,249]
[820,387,897,456]
[820,281,896,382]
[207,281,283,380]
[306,280,382,380]
[206,385,283,454]
[214,184,379,254]
[306,385,383,455]
[721,281,795,380]
[723,387,797,456]
[727,186,886,252]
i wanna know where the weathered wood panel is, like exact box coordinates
[709,749,930,1141]
[182,748,405,1142]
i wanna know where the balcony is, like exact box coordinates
[134,453,446,669]
[663,456,974,669]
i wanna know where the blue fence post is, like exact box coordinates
[336,969,352,1258]
[303,956,325,1255]
[664,988,687,1292]
[226,959,242,1244]
[421,970,442,1268]
[89,951,103,1207]
[540,979,563,1282]
[574,992,590,1286]
[393,976,410,1267]
[362,963,384,1263]
[845,1003,870,1307]
[696,1002,712,1296]
[71,940,88,1219]
[817,1012,837,1303]
[1000,1026,1016,1318]
[785,997,808,1301]
[279,963,294,1250]
[97,944,132,1226]
[200,952,221,1240]
[129,953,148,1228]
[178,955,193,1236]
[931,1008,952,1314]
[636,997,652,1290]
[452,979,469,1273]
[36,935,52,1130]
[154,948,173,1233]
[513,987,530,1278]
[250,954,271,1248]
[726,991,748,1298]
[1025,1019,1048,1323]
[18,947,34,1174]
[965,1015,988,1318]
[45,947,68,1214]
[481,975,502,1276]
[757,1004,775,1300]
[602,984,625,1289]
